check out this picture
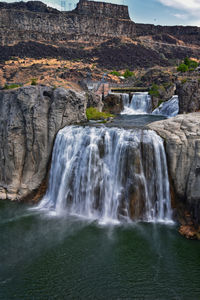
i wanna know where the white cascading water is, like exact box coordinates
[152,95,179,117]
[37,126,173,224]
[121,92,152,115]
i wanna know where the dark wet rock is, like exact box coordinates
[103,93,123,114]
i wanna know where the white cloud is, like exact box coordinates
[157,0,200,17]
[157,0,200,25]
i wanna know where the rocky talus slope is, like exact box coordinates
[0,86,87,201]
[149,113,200,238]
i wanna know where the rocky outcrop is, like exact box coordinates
[103,93,124,114]
[86,92,103,112]
[0,85,87,201]
[177,80,200,114]
[148,113,200,235]
[75,0,130,19]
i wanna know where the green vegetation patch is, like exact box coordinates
[86,107,114,121]
[149,84,160,97]
[110,70,121,77]
[31,78,38,85]
[177,57,199,73]
[123,69,135,78]
[3,83,21,90]
[110,69,135,78]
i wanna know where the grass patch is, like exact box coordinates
[86,107,114,121]
[3,83,21,90]
[110,70,121,77]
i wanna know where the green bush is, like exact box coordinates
[149,84,160,97]
[3,83,21,90]
[123,69,135,78]
[86,107,114,121]
[31,78,37,85]
[177,64,188,72]
[184,57,198,68]
[110,70,121,77]
[177,58,198,72]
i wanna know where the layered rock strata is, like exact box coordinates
[0,0,135,46]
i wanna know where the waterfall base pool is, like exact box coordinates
[0,201,200,300]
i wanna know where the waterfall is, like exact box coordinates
[38,126,173,224]
[152,95,179,117]
[121,93,152,115]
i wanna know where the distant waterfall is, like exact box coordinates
[121,93,152,115]
[152,95,179,117]
[38,126,173,224]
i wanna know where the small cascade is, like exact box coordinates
[152,95,179,117]
[121,92,152,115]
[38,126,173,224]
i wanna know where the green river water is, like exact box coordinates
[0,201,200,300]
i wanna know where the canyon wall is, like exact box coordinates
[0,0,136,46]
[1,0,200,48]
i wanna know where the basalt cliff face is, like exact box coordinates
[149,114,200,237]
[0,85,87,201]
[0,0,135,46]
[0,0,200,69]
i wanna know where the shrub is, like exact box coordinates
[31,78,37,85]
[177,58,198,72]
[110,70,121,77]
[3,83,21,90]
[123,69,135,78]
[177,64,188,73]
[184,57,190,66]
[149,84,160,97]
[86,107,114,121]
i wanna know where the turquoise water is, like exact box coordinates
[0,201,200,300]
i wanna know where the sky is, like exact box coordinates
[2,0,200,26]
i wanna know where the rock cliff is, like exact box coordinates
[148,113,200,228]
[0,0,135,46]
[177,80,200,114]
[0,0,200,69]
[0,85,87,201]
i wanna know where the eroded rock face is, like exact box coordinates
[177,80,200,114]
[0,86,87,201]
[148,113,200,224]
[103,94,123,114]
